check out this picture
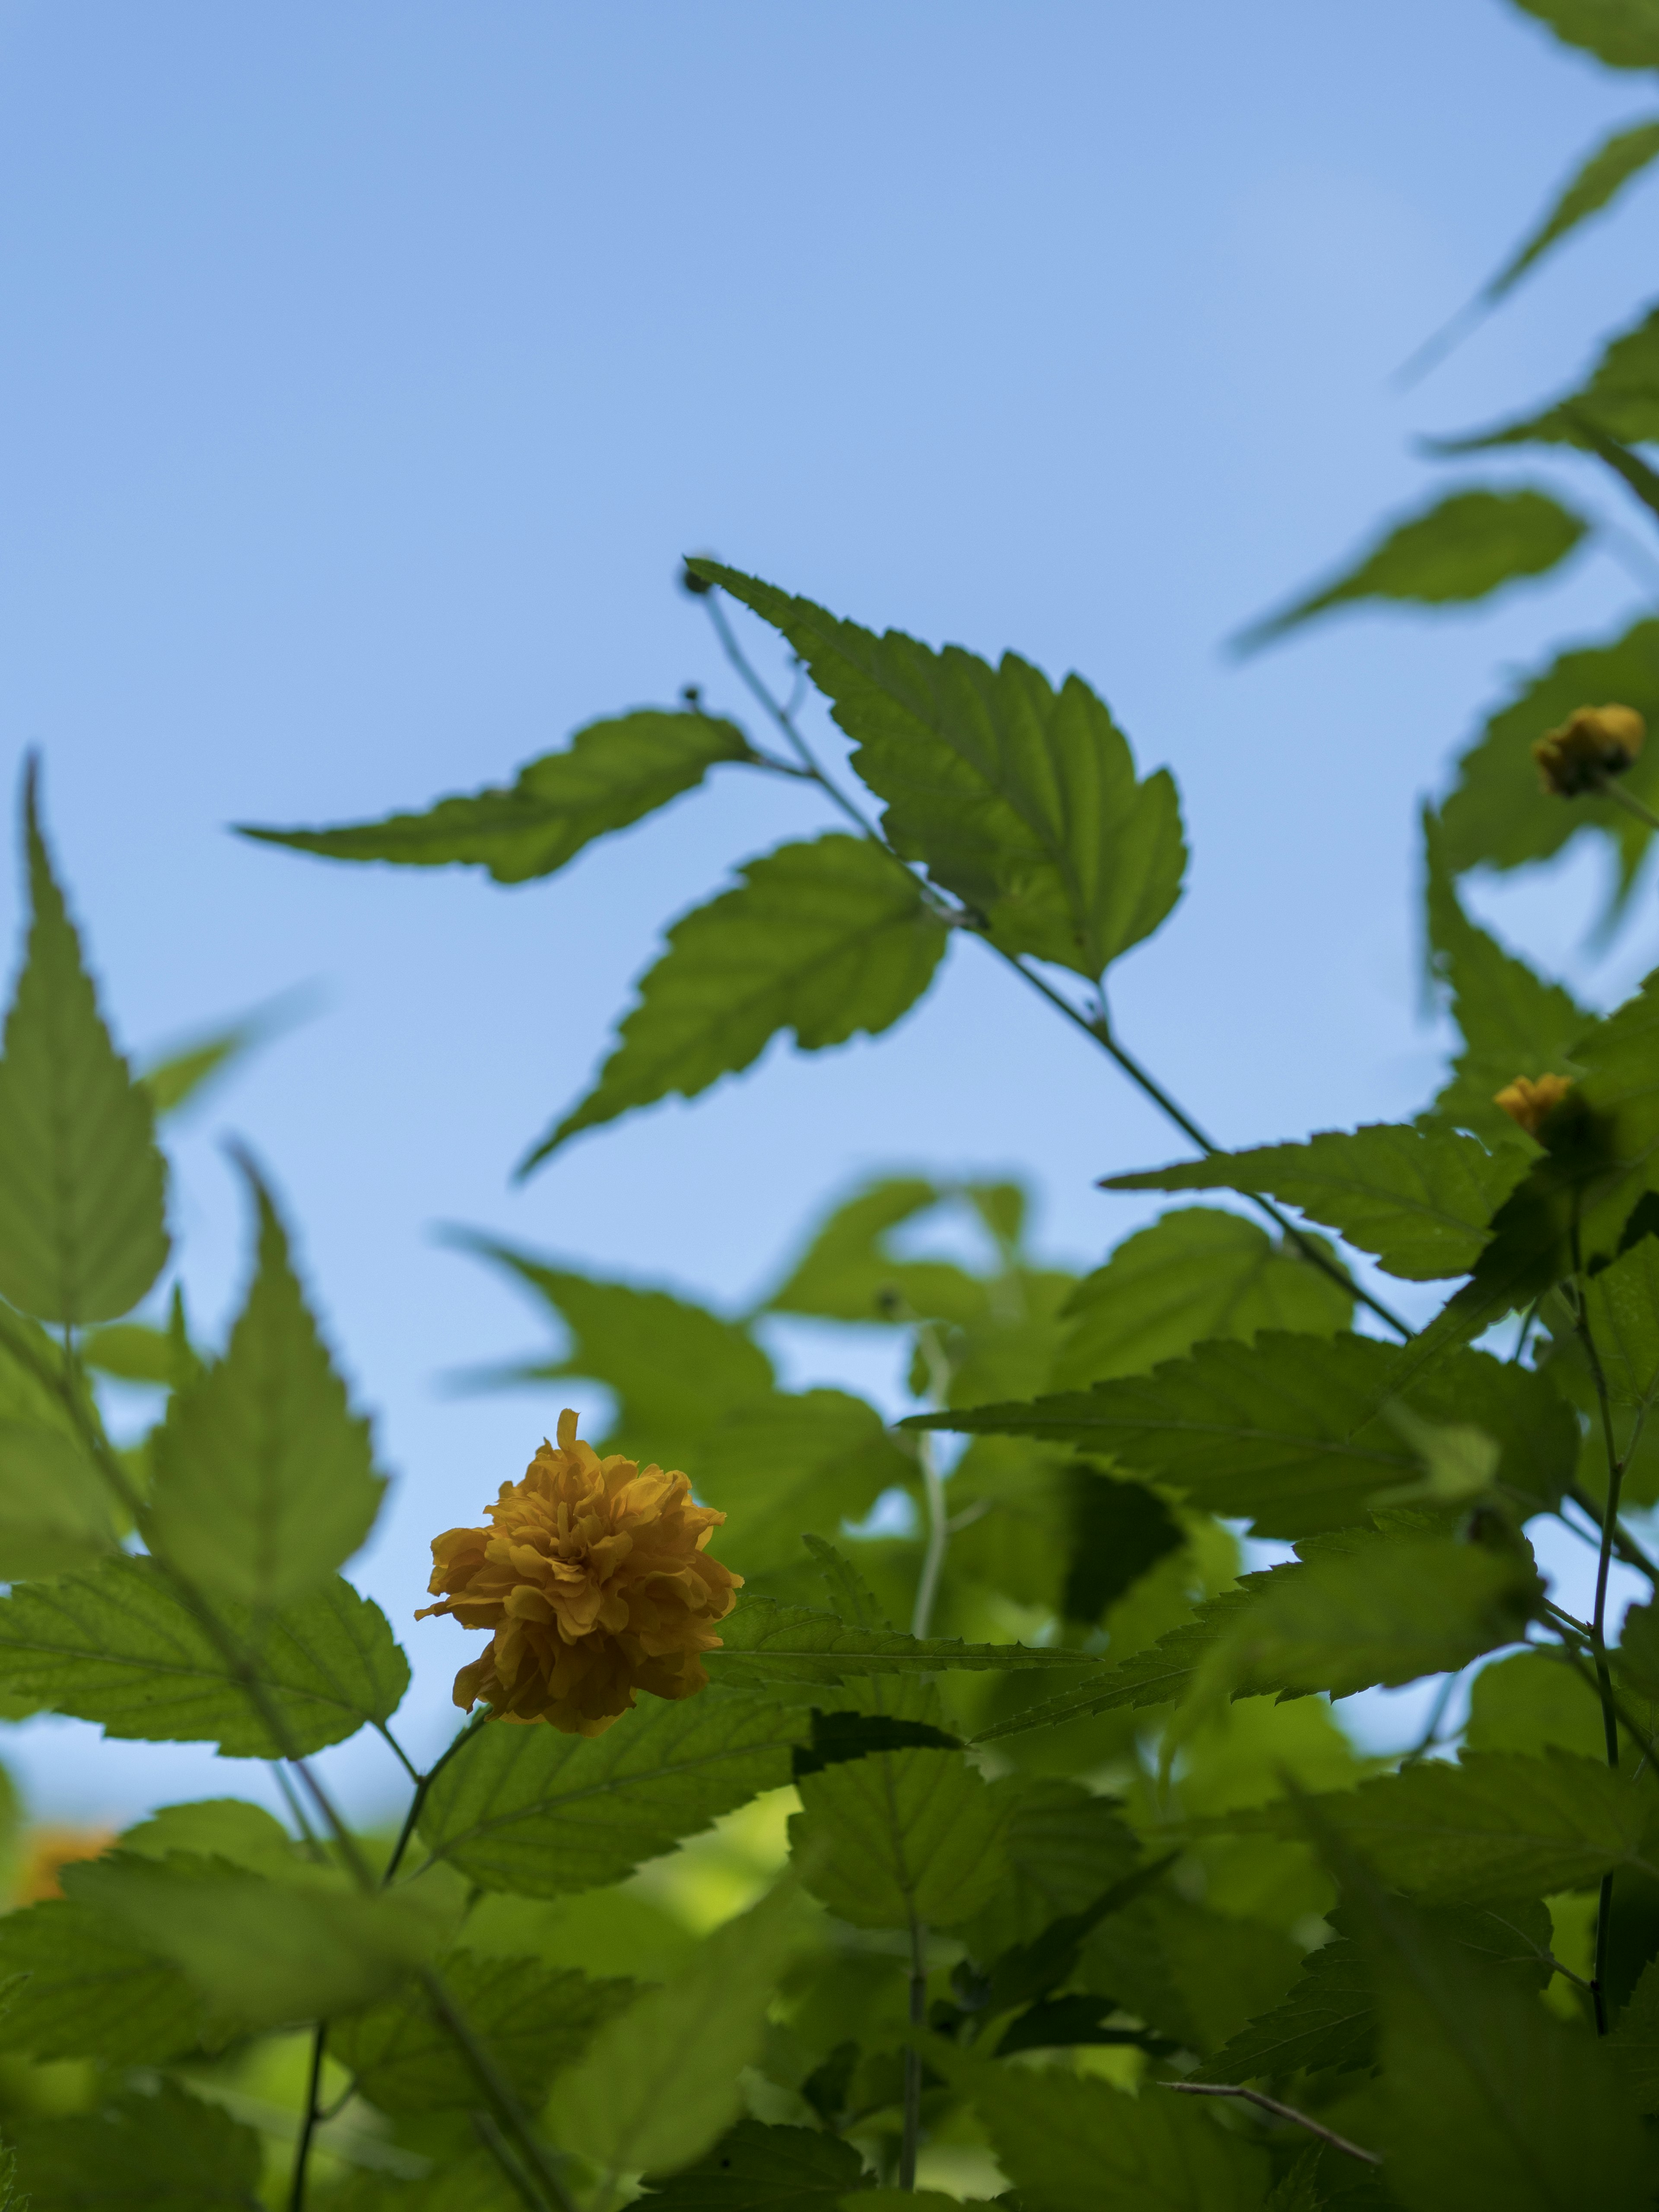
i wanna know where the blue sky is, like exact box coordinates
[1,0,1656,1817]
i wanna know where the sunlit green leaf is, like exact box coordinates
[0,1421,116,1577]
[789,1743,1009,1929]
[0,1898,212,2064]
[1105,1124,1526,1281]
[7,2080,264,2212]
[0,768,168,1325]
[760,1176,987,1325]
[1465,1649,1608,1759]
[1436,299,1659,452]
[691,562,1186,979]
[1484,119,1659,305]
[1231,488,1588,655]
[145,1169,384,1609]
[698,1392,914,1576]
[524,833,949,1168]
[1512,0,1659,69]
[709,1595,1083,1687]
[119,1796,309,1877]
[242,710,752,883]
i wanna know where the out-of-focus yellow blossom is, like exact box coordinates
[1532,704,1645,797]
[1494,1072,1573,1138]
[15,1825,114,1905]
[417,1409,741,1738]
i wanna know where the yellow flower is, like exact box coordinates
[1532,703,1645,797]
[416,1409,741,1737]
[1493,1072,1573,1138]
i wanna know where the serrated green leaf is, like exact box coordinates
[1106,1124,1526,1282]
[1208,1751,1656,1903]
[789,1743,1009,1929]
[333,1946,634,2113]
[64,1849,443,2030]
[242,709,752,882]
[911,1334,1576,1537]
[0,769,168,1325]
[1232,488,1588,655]
[0,1421,116,1576]
[639,2120,869,2209]
[549,1883,811,2179]
[145,1169,384,1608]
[525,833,949,1166]
[761,1176,988,1324]
[691,562,1186,979]
[419,1688,810,1896]
[1052,1207,1351,1390]
[697,1392,913,1576]
[0,1897,212,2064]
[1513,0,1659,68]
[8,2079,264,2211]
[0,1554,408,1756]
[1437,299,1659,453]
[1484,119,1659,308]
[708,1595,1088,1688]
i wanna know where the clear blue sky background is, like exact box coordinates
[2,0,1656,1819]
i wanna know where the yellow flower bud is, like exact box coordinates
[1493,1072,1573,1138]
[1532,704,1645,798]
[417,1409,741,1737]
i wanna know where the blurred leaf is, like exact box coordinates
[419,1688,810,1896]
[638,2120,868,2209]
[7,2079,264,2211]
[1053,1207,1351,1390]
[242,709,752,882]
[789,1743,1009,1928]
[137,991,308,1120]
[549,1884,810,2180]
[692,562,1186,979]
[1610,1953,1659,2108]
[1512,0,1659,68]
[146,1168,384,1609]
[1232,488,1588,654]
[1436,299,1659,451]
[64,1849,442,2030]
[119,1796,308,1876]
[0,766,168,1324]
[963,1777,1142,1959]
[1465,1649,1608,1758]
[1061,1466,1186,1622]
[0,1421,117,1576]
[1077,1890,1301,2055]
[911,1335,1577,1537]
[1105,1124,1526,1281]
[710,1595,1086,1687]
[81,1321,178,1386]
[0,1556,408,1756]
[0,1897,211,2063]
[1208,1751,1655,1903]
[1581,1233,1659,1424]
[695,1390,913,1576]
[334,1947,635,2113]
[1484,119,1659,305]
[524,833,949,1167]
[761,1176,986,1324]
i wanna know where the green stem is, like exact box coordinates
[470,2112,548,2212]
[1570,1269,1627,2034]
[288,2024,328,2212]
[909,1325,956,1642]
[1593,772,1659,836]
[420,1967,578,2212]
[1567,1482,1659,1586]
[383,1709,493,1887]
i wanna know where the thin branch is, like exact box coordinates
[1567,1481,1659,1585]
[1162,2083,1381,2165]
[373,1720,422,1787]
[288,2025,328,2212]
[1400,1668,1462,1767]
[470,2113,550,2212]
[383,1709,494,1887]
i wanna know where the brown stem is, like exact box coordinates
[1163,2083,1381,2165]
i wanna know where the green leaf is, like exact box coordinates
[241,709,752,882]
[119,1796,310,1875]
[524,833,949,1168]
[638,2120,869,2210]
[1610,1953,1659,2109]
[145,1168,384,1609]
[1077,1890,1301,2056]
[963,1777,1142,1959]
[973,1587,1250,1744]
[1052,1207,1351,1390]
[8,2079,264,2211]
[1465,1649,1608,1759]
[333,1946,634,2113]
[1512,0,1659,68]
[0,1897,213,2064]
[137,994,298,1120]
[1581,1232,1659,1418]
[761,1176,990,1325]
[1231,488,1589,655]
[0,1555,409,1756]
[0,767,168,1324]
[1484,119,1659,305]
[81,1321,179,1386]
[910,1334,1577,1536]
[1208,1751,1656,1903]
[943,2047,1269,2212]
[63,1849,443,2030]
[1105,1124,1526,1282]
[690,562,1186,979]
[548,1883,811,2179]
[697,1392,914,1576]
[788,1743,1009,1928]
[0,1421,117,1576]
[709,1595,1090,1688]
[419,1688,811,1896]
[1437,299,1659,453]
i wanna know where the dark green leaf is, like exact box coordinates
[1077,1890,1301,2055]
[241,710,752,883]
[1436,299,1659,452]
[691,562,1186,979]
[638,2120,868,2209]
[0,1897,212,2064]
[963,1777,1142,1959]
[0,767,168,1323]
[1232,488,1588,655]
[791,1709,960,1776]
[1053,1207,1351,1390]
[524,833,949,1167]
[419,1688,810,1896]
[0,1555,409,1756]
[1512,0,1659,68]
[1061,1468,1185,1621]
[1484,119,1659,304]
[710,1596,1086,1688]
[974,1584,1255,1744]
[334,1947,634,2113]
[1105,1123,1526,1282]
[146,1169,384,1608]
[0,1421,116,1576]
[1610,1953,1659,2109]
[1464,1649,1608,1759]
[8,2080,264,2211]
